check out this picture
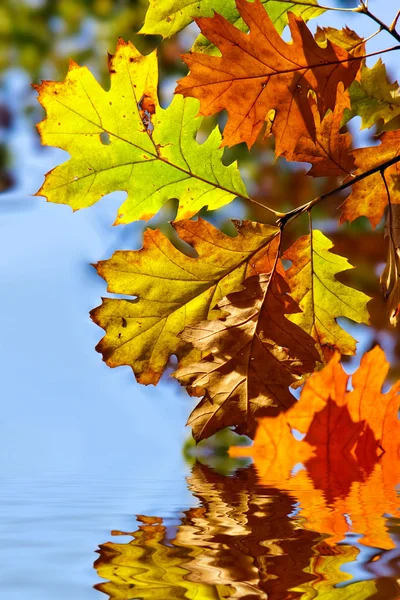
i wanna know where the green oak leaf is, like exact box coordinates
[141,0,325,54]
[345,59,400,130]
[35,39,247,224]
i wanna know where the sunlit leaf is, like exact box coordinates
[283,229,371,360]
[340,130,400,228]
[346,59,400,130]
[141,0,325,41]
[288,84,355,177]
[230,347,400,549]
[176,0,362,153]
[91,219,278,384]
[35,40,248,223]
[175,266,319,440]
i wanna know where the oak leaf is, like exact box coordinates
[176,0,362,154]
[175,268,320,440]
[315,24,365,54]
[34,40,248,224]
[283,229,371,361]
[289,84,355,177]
[230,346,400,548]
[91,218,278,384]
[346,59,400,130]
[141,0,325,50]
[340,130,400,228]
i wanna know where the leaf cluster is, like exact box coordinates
[33,0,400,440]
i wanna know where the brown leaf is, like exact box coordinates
[176,0,362,155]
[175,268,319,441]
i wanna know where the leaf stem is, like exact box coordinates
[278,154,400,227]
[247,196,286,218]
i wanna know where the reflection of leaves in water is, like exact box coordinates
[181,465,321,599]
[94,463,400,599]
[95,513,226,599]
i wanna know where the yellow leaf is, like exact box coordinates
[91,219,278,384]
[35,40,248,223]
[283,230,371,361]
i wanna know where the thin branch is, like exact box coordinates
[355,2,400,44]
[390,10,400,34]
[361,28,382,46]
[277,154,400,227]
[359,45,400,60]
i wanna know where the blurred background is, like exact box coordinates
[0,1,399,598]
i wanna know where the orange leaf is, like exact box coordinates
[340,130,400,227]
[230,347,400,548]
[346,346,400,451]
[176,0,362,155]
[288,83,355,177]
[230,413,314,482]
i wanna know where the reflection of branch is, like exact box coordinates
[278,154,400,228]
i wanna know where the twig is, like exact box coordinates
[390,10,400,34]
[277,154,400,228]
[355,2,400,44]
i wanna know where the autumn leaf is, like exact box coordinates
[34,39,249,224]
[346,346,400,450]
[230,346,400,549]
[229,412,314,482]
[176,0,362,154]
[141,0,325,51]
[345,59,400,130]
[283,229,371,360]
[315,24,365,54]
[288,84,355,177]
[91,218,278,384]
[175,268,320,440]
[340,130,400,228]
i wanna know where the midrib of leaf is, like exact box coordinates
[202,255,291,429]
[48,95,251,202]
[186,47,399,85]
